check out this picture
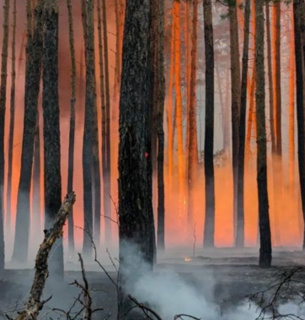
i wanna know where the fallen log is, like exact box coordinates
[15,192,76,320]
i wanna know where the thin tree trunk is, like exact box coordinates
[229,0,241,239]
[236,0,250,248]
[6,0,16,232]
[167,15,175,189]
[66,0,76,255]
[256,0,272,268]
[81,0,96,256]
[272,1,282,155]
[0,0,10,271]
[187,0,198,239]
[245,0,256,160]
[153,0,165,251]
[173,0,185,228]
[100,0,111,244]
[293,0,305,249]
[42,0,63,278]
[12,0,43,263]
[289,5,295,188]
[266,1,275,152]
[118,0,156,316]
[203,0,215,248]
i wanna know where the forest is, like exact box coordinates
[0,0,305,319]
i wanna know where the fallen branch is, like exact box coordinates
[128,295,163,320]
[15,192,76,320]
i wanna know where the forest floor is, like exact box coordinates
[1,247,305,319]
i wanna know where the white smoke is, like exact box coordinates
[120,242,263,320]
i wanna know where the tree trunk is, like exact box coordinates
[32,110,41,233]
[66,0,76,255]
[293,0,305,249]
[0,0,10,271]
[6,0,16,232]
[12,0,43,264]
[167,15,175,189]
[101,0,112,244]
[255,0,272,268]
[187,0,198,239]
[203,0,215,248]
[266,1,275,152]
[42,0,63,278]
[229,0,241,239]
[118,0,156,316]
[173,0,185,228]
[81,0,95,257]
[272,1,282,155]
[236,0,250,248]
[154,0,165,251]
[289,5,295,188]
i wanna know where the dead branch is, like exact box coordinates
[128,294,163,320]
[174,314,201,320]
[248,267,305,320]
[15,192,76,320]
[75,226,118,288]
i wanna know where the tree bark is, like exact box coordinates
[229,0,241,239]
[203,0,215,248]
[32,110,41,233]
[12,0,43,263]
[293,0,305,249]
[255,0,272,268]
[289,5,295,188]
[118,0,156,316]
[187,0,198,239]
[81,0,95,257]
[236,0,250,248]
[66,0,76,255]
[101,0,112,244]
[266,1,275,153]
[42,0,63,277]
[6,0,16,232]
[272,1,282,155]
[173,0,185,228]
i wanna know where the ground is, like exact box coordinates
[1,248,305,319]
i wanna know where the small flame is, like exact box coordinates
[184,257,192,262]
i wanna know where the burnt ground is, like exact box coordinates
[1,248,305,319]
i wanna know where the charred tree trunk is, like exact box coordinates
[118,0,156,316]
[293,0,305,249]
[151,0,165,251]
[187,0,198,239]
[12,0,43,263]
[101,0,112,244]
[66,0,76,255]
[6,0,16,232]
[81,0,95,256]
[272,1,282,155]
[32,111,41,232]
[266,1,275,152]
[173,0,185,227]
[236,0,250,248]
[255,0,272,268]
[203,0,215,248]
[0,0,10,270]
[229,0,241,239]
[0,0,10,202]
[42,0,63,277]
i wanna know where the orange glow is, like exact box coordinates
[1,0,303,258]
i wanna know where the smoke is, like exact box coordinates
[120,242,263,320]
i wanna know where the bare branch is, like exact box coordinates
[16,192,76,320]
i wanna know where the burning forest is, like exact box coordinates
[0,0,305,319]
